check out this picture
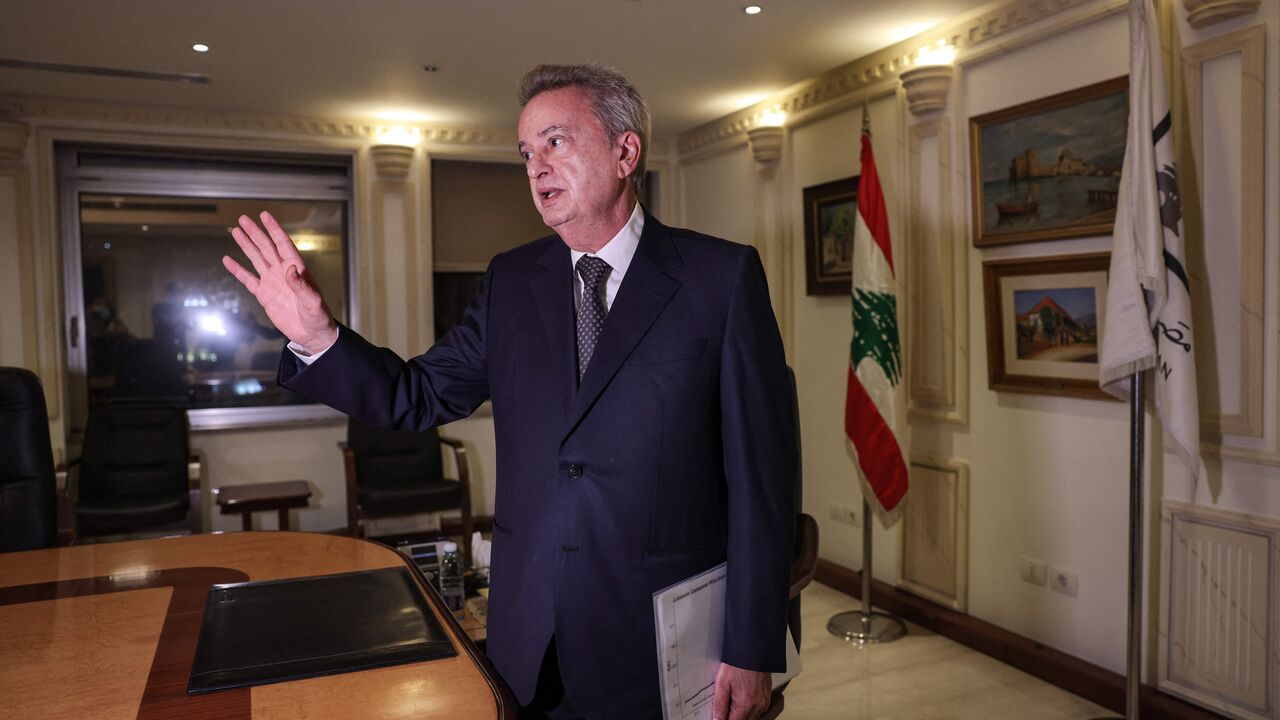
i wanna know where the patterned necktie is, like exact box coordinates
[576,255,612,381]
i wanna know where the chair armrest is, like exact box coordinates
[55,492,77,546]
[54,464,78,546]
[789,513,819,599]
[188,451,204,492]
[438,436,470,491]
[337,441,359,536]
[57,458,80,502]
[188,450,205,534]
[439,435,474,563]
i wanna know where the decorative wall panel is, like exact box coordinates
[1161,501,1277,719]
[901,456,969,611]
[1182,25,1266,441]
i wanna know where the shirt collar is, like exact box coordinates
[570,202,644,276]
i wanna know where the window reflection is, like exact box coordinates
[80,195,347,410]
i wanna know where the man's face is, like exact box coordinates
[517,86,629,234]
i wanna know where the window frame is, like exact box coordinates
[58,145,357,433]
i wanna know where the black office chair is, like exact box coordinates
[764,367,820,719]
[338,418,473,562]
[0,367,60,552]
[70,404,203,538]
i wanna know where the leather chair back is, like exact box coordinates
[77,405,190,530]
[0,367,57,552]
[347,419,445,492]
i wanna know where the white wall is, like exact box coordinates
[675,0,1280,684]
[946,8,1132,671]
[680,143,756,245]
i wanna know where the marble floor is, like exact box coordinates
[785,583,1114,719]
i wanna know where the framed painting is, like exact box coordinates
[982,253,1116,400]
[802,175,858,296]
[969,77,1128,247]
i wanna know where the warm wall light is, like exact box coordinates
[375,125,422,148]
[900,43,955,117]
[758,109,788,127]
[915,43,956,67]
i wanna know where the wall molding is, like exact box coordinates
[815,559,1229,720]
[1181,24,1266,443]
[0,92,675,159]
[675,0,1111,158]
[0,92,515,149]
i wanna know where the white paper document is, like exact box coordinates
[653,562,802,720]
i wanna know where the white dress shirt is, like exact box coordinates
[292,202,644,365]
[570,202,643,314]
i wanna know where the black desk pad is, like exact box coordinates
[188,566,456,694]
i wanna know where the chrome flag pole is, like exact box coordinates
[826,500,906,645]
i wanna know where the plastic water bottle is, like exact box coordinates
[438,541,466,619]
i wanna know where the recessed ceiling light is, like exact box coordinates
[192,43,209,53]
[744,5,762,14]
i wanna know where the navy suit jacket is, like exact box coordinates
[280,212,796,718]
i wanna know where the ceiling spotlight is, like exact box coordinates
[192,43,209,53]
[141,225,149,232]
[422,65,439,73]
[744,5,762,14]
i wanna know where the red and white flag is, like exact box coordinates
[845,109,908,524]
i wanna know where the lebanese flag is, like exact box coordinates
[845,110,909,524]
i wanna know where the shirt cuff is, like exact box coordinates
[288,327,339,365]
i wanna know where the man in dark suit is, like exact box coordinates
[223,64,794,720]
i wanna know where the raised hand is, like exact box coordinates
[222,211,338,354]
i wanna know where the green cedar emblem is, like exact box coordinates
[850,289,902,386]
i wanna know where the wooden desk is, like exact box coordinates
[0,532,515,720]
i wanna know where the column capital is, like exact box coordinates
[370,144,414,179]
[747,125,785,169]
[900,65,954,117]
[0,120,31,162]
[1183,0,1259,28]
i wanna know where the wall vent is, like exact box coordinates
[1160,501,1278,720]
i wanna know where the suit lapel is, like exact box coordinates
[531,239,576,421]
[563,214,681,442]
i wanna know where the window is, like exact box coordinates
[59,147,353,431]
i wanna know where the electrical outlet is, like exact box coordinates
[828,502,860,526]
[1049,566,1078,597]
[1019,557,1047,586]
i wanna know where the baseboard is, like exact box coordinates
[814,559,1227,720]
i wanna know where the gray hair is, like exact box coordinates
[518,63,650,195]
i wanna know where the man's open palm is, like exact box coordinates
[222,211,337,353]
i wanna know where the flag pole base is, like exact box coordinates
[826,610,907,645]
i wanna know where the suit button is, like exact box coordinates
[567,464,583,478]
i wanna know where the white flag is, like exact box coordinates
[1098,0,1200,477]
